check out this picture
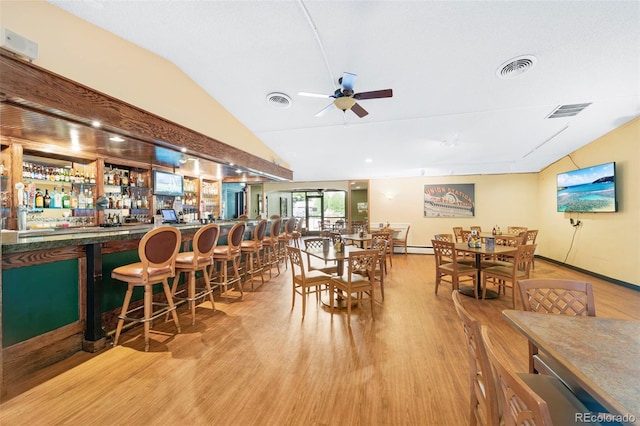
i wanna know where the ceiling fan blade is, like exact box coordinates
[340,72,357,92]
[298,91,332,98]
[354,89,393,100]
[315,103,335,117]
[351,102,369,118]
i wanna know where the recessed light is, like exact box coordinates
[365,158,373,163]
[109,136,125,142]
[181,147,187,153]
[91,120,101,128]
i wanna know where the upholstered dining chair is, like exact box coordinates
[481,244,536,307]
[432,239,478,297]
[481,326,594,426]
[507,226,528,235]
[290,217,304,248]
[173,223,220,325]
[278,217,296,268]
[287,245,332,318]
[111,226,182,352]
[329,249,378,326]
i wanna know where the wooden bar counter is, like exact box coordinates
[0,220,258,392]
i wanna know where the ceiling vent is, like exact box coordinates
[266,92,292,109]
[546,103,592,119]
[496,55,537,79]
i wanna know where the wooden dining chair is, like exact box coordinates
[452,226,464,243]
[518,279,596,379]
[286,246,332,318]
[363,237,387,300]
[481,326,595,426]
[452,291,500,426]
[434,233,453,242]
[470,226,482,233]
[392,225,410,255]
[432,239,478,297]
[371,230,392,272]
[329,249,378,326]
[481,244,536,307]
[507,226,528,235]
[303,237,338,274]
[525,230,539,268]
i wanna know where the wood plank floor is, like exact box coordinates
[2,251,639,425]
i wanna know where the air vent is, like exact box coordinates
[546,103,592,119]
[266,92,292,109]
[496,55,537,79]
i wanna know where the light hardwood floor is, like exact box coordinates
[2,252,639,425]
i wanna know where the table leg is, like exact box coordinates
[458,253,499,299]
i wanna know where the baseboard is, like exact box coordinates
[393,246,432,255]
[537,256,639,292]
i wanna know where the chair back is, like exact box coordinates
[460,229,472,242]
[526,229,538,245]
[508,226,528,235]
[286,245,305,278]
[452,226,463,242]
[268,218,282,241]
[139,226,181,282]
[238,214,249,219]
[369,237,387,264]
[254,219,268,243]
[434,233,453,242]
[347,249,378,282]
[192,223,220,265]
[285,217,296,235]
[432,239,458,266]
[226,221,246,252]
[295,217,304,233]
[470,226,482,233]
[269,214,281,220]
[481,326,554,426]
[452,291,500,426]
[518,279,596,316]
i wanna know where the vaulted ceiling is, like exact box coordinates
[49,0,640,182]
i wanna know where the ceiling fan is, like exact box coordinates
[298,72,393,118]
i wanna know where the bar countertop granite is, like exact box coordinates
[1,220,259,254]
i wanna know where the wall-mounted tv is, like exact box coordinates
[153,170,184,197]
[557,162,617,212]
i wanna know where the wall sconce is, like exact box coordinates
[385,193,394,200]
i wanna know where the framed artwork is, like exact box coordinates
[357,202,368,213]
[280,197,288,217]
[424,184,475,217]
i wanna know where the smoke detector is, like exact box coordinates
[266,92,292,109]
[496,55,537,79]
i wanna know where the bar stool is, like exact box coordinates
[111,226,182,352]
[172,223,220,325]
[278,217,296,269]
[262,217,282,279]
[212,221,246,302]
[240,219,267,290]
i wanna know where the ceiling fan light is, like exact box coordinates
[334,96,356,111]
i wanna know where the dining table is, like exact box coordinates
[454,242,518,298]
[302,244,360,309]
[503,309,640,426]
[342,233,373,248]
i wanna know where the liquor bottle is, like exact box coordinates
[87,189,94,209]
[35,189,44,208]
[78,188,86,209]
[70,188,79,209]
[43,189,51,208]
[61,188,70,209]
[52,187,61,208]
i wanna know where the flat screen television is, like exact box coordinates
[153,170,184,197]
[557,162,617,212]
